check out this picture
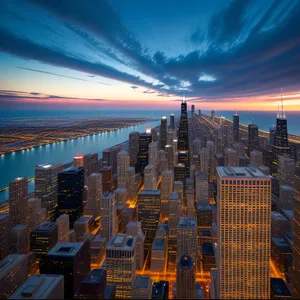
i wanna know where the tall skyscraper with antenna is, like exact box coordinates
[178,93,190,177]
[272,89,290,175]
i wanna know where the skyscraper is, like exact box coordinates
[144,165,156,190]
[160,170,173,218]
[148,141,158,171]
[176,255,196,299]
[170,113,175,130]
[129,132,140,167]
[99,166,113,194]
[56,214,70,242]
[278,155,295,186]
[0,213,11,260]
[138,190,160,255]
[178,100,190,176]
[84,173,102,218]
[216,167,271,299]
[293,171,300,298]
[106,234,136,299]
[57,166,84,228]
[248,124,259,154]
[195,172,209,206]
[9,177,28,226]
[165,145,174,171]
[160,116,167,150]
[272,102,290,174]
[191,104,195,116]
[28,197,47,232]
[100,192,116,241]
[35,163,63,221]
[135,132,152,176]
[117,151,130,188]
[233,111,239,142]
[269,126,276,145]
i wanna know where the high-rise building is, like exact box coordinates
[83,153,98,181]
[99,166,113,194]
[30,222,58,259]
[191,104,195,116]
[106,234,136,299]
[73,154,84,167]
[278,155,295,186]
[40,241,90,299]
[195,172,209,206]
[160,116,167,150]
[165,145,174,171]
[74,215,94,241]
[178,100,190,176]
[250,150,263,166]
[248,124,259,154]
[132,276,152,299]
[151,281,169,299]
[10,274,64,299]
[293,171,300,298]
[138,190,160,255]
[126,167,137,199]
[35,163,63,221]
[269,126,276,145]
[102,147,120,175]
[100,192,116,241]
[28,198,47,233]
[224,148,237,167]
[57,166,84,228]
[149,142,158,172]
[233,111,239,142]
[0,213,11,260]
[135,132,152,176]
[216,167,271,299]
[126,221,145,270]
[176,255,196,299]
[160,170,173,218]
[177,216,197,265]
[200,148,209,176]
[272,105,290,174]
[56,214,70,242]
[0,254,28,299]
[10,224,29,254]
[170,114,175,130]
[9,177,28,227]
[129,132,140,167]
[174,163,187,185]
[117,151,130,189]
[144,165,156,190]
[151,237,166,272]
[84,173,102,218]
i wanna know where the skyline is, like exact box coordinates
[1,0,300,110]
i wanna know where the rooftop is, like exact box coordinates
[11,224,28,232]
[74,215,93,224]
[81,269,105,285]
[0,254,27,278]
[60,165,83,174]
[107,234,136,250]
[271,211,288,221]
[33,221,57,232]
[47,242,85,257]
[9,274,63,299]
[202,243,215,256]
[133,276,152,289]
[217,166,269,178]
[0,213,10,220]
[139,190,161,196]
[152,238,165,250]
[178,216,196,228]
[270,278,292,297]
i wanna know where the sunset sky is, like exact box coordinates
[1,0,300,110]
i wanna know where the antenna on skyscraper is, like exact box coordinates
[281,88,285,118]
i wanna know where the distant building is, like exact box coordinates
[170,114,175,130]
[106,234,136,299]
[100,192,116,241]
[9,274,64,299]
[39,242,90,299]
[135,133,152,176]
[99,166,113,194]
[9,177,28,227]
[85,173,102,218]
[129,132,140,167]
[195,172,209,206]
[30,222,58,259]
[248,124,259,154]
[132,276,152,299]
[0,213,11,260]
[0,254,28,299]
[56,214,70,242]
[160,170,173,218]
[160,116,167,150]
[10,224,29,254]
[117,151,130,189]
[74,215,94,241]
[233,111,239,142]
[27,198,47,232]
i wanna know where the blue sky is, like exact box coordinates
[1,0,300,110]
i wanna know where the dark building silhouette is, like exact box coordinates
[248,124,259,154]
[170,114,175,130]
[135,132,152,176]
[233,111,239,142]
[57,166,84,228]
[151,281,169,299]
[129,132,140,167]
[160,116,167,150]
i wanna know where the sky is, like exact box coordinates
[1,0,300,111]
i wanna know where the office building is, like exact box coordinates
[40,242,90,299]
[176,255,196,299]
[135,132,152,176]
[0,254,28,299]
[117,151,130,188]
[279,184,294,210]
[28,198,47,232]
[160,170,173,218]
[170,113,175,130]
[224,148,237,167]
[83,153,98,179]
[10,224,29,254]
[57,166,84,228]
[99,166,113,194]
[202,242,216,273]
[132,276,152,299]
[35,163,63,221]
[217,167,271,299]
[0,213,11,260]
[30,222,58,259]
[144,165,156,190]
[177,216,197,265]
[9,177,28,227]
[73,154,84,167]
[233,111,239,142]
[174,164,186,187]
[115,187,127,205]
[271,211,290,238]
[151,237,166,272]
[126,167,137,199]
[100,192,116,241]
[56,214,70,242]
[195,172,209,206]
[293,171,300,297]
[160,116,167,150]
[102,146,120,175]
[106,234,136,299]
[248,124,259,154]
[270,278,292,299]
[84,173,102,218]
[270,126,276,145]
[74,269,106,299]
[152,281,169,299]
[129,132,140,167]
[9,274,64,299]
[149,141,158,172]
[74,215,94,241]
[138,190,160,255]
[271,238,292,274]
[250,150,263,166]
[278,155,295,186]
[165,145,174,171]
[126,221,144,270]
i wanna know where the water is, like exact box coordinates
[1,109,300,202]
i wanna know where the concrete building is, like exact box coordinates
[115,188,127,205]
[74,215,94,241]
[144,165,156,190]
[10,224,29,254]
[249,150,263,167]
[129,132,140,167]
[278,155,295,186]
[117,151,130,189]
[84,173,102,218]
[160,170,173,218]
[132,276,152,299]
[56,214,70,242]
[9,274,64,299]
[0,213,11,260]
[151,238,166,272]
[195,172,209,206]
[100,192,116,241]
[106,234,136,299]
[27,198,47,233]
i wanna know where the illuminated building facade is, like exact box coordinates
[217,166,271,299]
[233,112,239,142]
[135,133,152,176]
[160,116,167,150]
[100,192,116,242]
[84,173,102,218]
[248,124,259,154]
[170,113,175,130]
[160,170,173,218]
[129,132,140,167]
[117,151,130,189]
